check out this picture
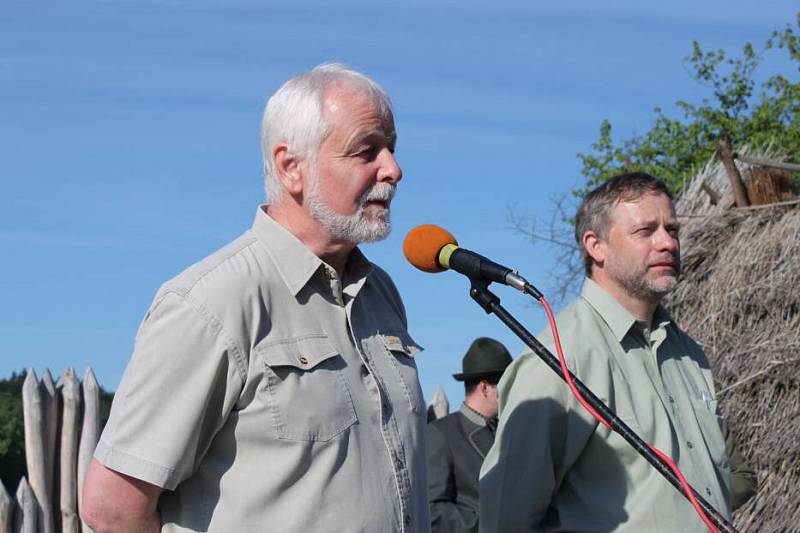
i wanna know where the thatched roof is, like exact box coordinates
[666,152,800,532]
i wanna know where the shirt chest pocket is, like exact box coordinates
[689,394,730,472]
[255,335,357,442]
[376,332,425,414]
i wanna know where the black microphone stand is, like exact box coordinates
[467,277,737,533]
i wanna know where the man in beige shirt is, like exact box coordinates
[480,173,740,531]
[81,64,429,532]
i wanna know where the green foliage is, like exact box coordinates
[577,13,800,195]
[0,370,115,493]
[0,371,26,493]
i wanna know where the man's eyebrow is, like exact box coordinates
[351,128,396,147]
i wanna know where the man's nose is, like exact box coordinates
[655,228,679,251]
[377,148,402,184]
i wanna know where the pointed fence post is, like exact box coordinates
[40,369,59,521]
[58,369,81,533]
[0,482,11,533]
[428,386,450,420]
[21,370,53,533]
[78,368,100,533]
[13,478,38,533]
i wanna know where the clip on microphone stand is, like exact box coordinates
[466,276,737,533]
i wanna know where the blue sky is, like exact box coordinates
[1,1,797,407]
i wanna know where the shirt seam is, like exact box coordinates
[162,287,248,385]
[171,237,261,384]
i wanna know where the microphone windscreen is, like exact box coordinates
[403,224,458,273]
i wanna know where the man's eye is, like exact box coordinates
[357,146,378,158]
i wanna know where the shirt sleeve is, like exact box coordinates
[94,291,245,490]
[725,422,757,510]
[479,351,588,532]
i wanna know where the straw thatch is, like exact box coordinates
[666,151,800,533]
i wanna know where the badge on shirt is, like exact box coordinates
[702,391,716,411]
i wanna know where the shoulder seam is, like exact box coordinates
[181,235,259,296]
[162,288,249,385]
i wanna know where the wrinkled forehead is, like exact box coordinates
[609,191,676,224]
[322,82,395,129]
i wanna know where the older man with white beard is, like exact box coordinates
[81,63,429,533]
[480,173,738,532]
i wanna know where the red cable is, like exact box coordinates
[538,295,720,533]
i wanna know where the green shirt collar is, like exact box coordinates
[580,277,673,342]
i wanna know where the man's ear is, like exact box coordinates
[583,230,606,267]
[272,143,305,196]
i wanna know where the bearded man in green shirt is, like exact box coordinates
[480,173,753,532]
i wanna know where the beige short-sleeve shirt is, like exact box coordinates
[96,206,429,532]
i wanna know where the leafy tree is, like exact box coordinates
[0,372,26,493]
[513,14,799,301]
[577,13,800,195]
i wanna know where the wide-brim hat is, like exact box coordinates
[452,337,513,381]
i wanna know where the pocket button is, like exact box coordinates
[298,355,309,366]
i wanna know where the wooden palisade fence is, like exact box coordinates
[0,368,100,533]
[426,385,450,422]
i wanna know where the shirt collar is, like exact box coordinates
[459,402,488,427]
[580,277,638,342]
[651,304,673,331]
[251,205,373,297]
[251,206,322,296]
[343,246,373,286]
[580,277,673,341]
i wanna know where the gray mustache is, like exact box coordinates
[362,184,396,204]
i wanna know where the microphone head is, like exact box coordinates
[403,224,458,273]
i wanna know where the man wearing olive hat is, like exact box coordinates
[426,337,513,533]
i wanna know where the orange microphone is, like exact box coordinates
[403,224,531,292]
[402,224,458,273]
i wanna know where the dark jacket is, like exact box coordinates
[427,404,495,533]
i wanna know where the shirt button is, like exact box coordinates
[668,395,675,403]
[360,364,369,377]
[404,515,411,526]
[687,441,694,449]
[298,355,308,366]
[706,487,712,496]
[395,458,404,470]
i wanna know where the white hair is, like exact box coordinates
[260,63,393,203]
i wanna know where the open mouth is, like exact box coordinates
[366,199,389,209]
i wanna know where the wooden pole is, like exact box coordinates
[40,369,58,525]
[13,477,38,533]
[21,370,53,533]
[716,137,750,207]
[58,369,81,533]
[78,368,100,533]
[0,481,11,533]
[430,385,450,420]
[733,152,800,172]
